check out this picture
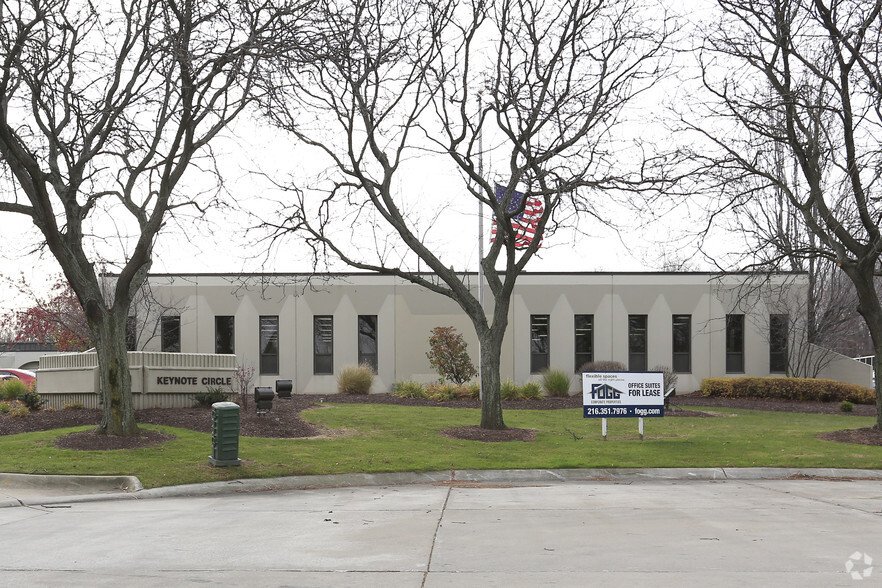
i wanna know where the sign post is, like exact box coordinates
[582,371,664,440]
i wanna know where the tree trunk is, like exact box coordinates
[89,309,139,436]
[479,330,506,430]
[873,344,882,431]
[846,268,882,431]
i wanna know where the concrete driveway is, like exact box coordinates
[0,469,880,587]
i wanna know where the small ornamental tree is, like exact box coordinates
[233,363,256,409]
[426,326,478,386]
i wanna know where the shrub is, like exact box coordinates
[541,369,572,397]
[0,401,10,414]
[62,401,86,410]
[426,382,472,402]
[9,404,29,418]
[652,365,678,393]
[500,379,521,400]
[18,391,45,411]
[392,380,427,399]
[194,386,229,407]
[840,401,854,412]
[580,360,626,372]
[393,381,477,401]
[652,365,678,407]
[1,378,28,401]
[458,382,480,400]
[519,381,543,400]
[233,363,256,409]
[337,364,375,395]
[700,377,875,404]
[426,326,478,385]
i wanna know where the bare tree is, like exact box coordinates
[722,176,871,375]
[677,0,882,427]
[261,0,669,429]
[0,0,301,435]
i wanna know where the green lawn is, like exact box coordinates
[0,404,879,489]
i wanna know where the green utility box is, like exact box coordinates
[209,401,242,467]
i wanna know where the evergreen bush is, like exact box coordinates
[194,386,229,407]
[19,391,45,411]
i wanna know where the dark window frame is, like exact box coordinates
[357,315,378,372]
[259,315,280,375]
[726,314,745,373]
[628,314,648,371]
[160,315,181,353]
[769,314,788,374]
[314,315,334,375]
[574,314,594,372]
[530,314,550,374]
[672,314,691,374]
[215,315,235,355]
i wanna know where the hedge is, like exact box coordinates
[700,377,875,405]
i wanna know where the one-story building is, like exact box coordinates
[113,271,870,395]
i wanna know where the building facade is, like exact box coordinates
[1,342,58,370]
[126,271,871,395]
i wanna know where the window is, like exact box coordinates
[726,314,745,373]
[125,316,137,351]
[160,316,181,353]
[770,314,788,373]
[574,314,593,372]
[314,315,334,375]
[259,316,279,375]
[628,315,647,371]
[215,316,235,355]
[672,314,691,373]
[530,314,550,373]
[358,315,378,372]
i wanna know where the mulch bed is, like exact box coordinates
[440,426,537,442]
[816,428,882,446]
[55,429,177,451]
[0,392,878,450]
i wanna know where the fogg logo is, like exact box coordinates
[590,383,622,400]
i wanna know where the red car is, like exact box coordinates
[0,369,36,387]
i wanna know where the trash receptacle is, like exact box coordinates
[209,401,241,467]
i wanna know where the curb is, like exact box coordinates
[2,467,881,508]
[0,473,143,508]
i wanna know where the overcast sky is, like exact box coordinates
[0,0,722,316]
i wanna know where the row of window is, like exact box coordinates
[150,312,789,376]
[530,313,789,375]
[257,315,379,376]
[144,314,378,376]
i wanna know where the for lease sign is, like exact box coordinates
[582,371,665,418]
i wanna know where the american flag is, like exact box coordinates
[490,183,544,249]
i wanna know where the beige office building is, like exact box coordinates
[131,272,870,395]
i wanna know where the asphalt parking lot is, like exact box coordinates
[0,469,880,587]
